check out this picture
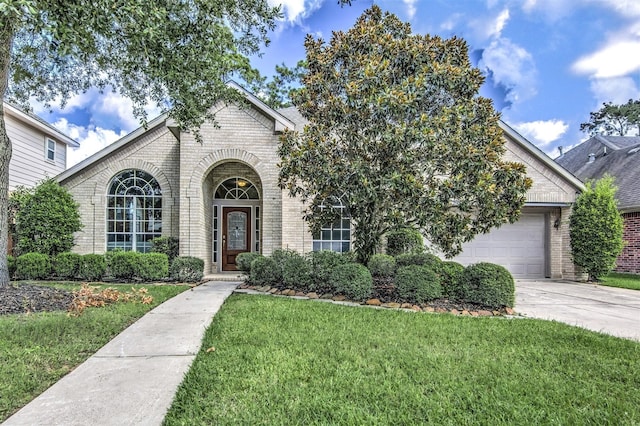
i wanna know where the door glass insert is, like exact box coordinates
[227,211,247,250]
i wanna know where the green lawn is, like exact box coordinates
[600,272,640,291]
[0,282,189,422]
[165,294,640,425]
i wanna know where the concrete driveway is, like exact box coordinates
[515,280,640,341]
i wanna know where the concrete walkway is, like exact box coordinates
[3,281,239,426]
[516,280,640,341]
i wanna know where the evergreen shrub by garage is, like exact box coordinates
[460,262,515,308]
[236,252,262,275]
[78,254,106,281]
[367,254,396,278]
[307,250,347,292]
[54,252,82,279]
[280,251,312,289]
[395,253,442,273]
[330,263,373,301]
[249,256,279,287]
[137,253,169,281]
[169,256,204,282]
[16,253,51,280]
[386,227,423,256]
[7,255,16,279]
[395,265,442,304]
[439,261,465,298]
[109,251,141,280]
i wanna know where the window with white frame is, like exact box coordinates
[45,138,56,162]
[312,200,351,253]
[106,169,162,253]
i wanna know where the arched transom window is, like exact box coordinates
[106,169,162,253]
[215,177,259,199]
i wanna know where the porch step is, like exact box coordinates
[203,273,245,282]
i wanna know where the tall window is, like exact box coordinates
[312,200,351,253]
[106,169,162,253]
[45,138,56,161]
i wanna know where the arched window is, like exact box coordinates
[106,169,162,253]
[215,177,260,199]
[312,199,351,253]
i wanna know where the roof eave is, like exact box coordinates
[226,80,296,132]
[4,102,80,147]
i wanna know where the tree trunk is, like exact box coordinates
[0,27,14,287]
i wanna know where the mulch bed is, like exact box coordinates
[0,284,74,316]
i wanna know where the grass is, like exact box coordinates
[600,272,640,291]
[0,282,189,422]
[164,294,640,425]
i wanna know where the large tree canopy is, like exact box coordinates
[0,0,282,286]
[278,6,532,264]
[580,99,640,136]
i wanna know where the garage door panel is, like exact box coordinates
[452,214,546,278]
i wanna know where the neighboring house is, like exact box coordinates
[556,135,640,274]
[56,82,583,279]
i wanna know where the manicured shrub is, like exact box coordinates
[440,261,465,298]
[460,262,515,308]
[395,265,442,304]
[280,251,312,289]
[109,251,141,280]
[169,256,204,282]
[16,252,51,280]
[137,253,169,281]
[236,252,262,275]
[270,249,299,283]
[54,252,82,279]
[105,248,123,276]
[307,250,348,291]
[395,253,442,273]
[330,263,373,301]
[367,254,396,278]
[7,255,16,279]
[386,227,424,256]
[78,254,106,281]
[150,237,180,263]
[249,256,279,287]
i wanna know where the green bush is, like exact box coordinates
[150,237,180,263]
[307,250,348,291]
[395,265,442,304]
[395,253,442,273]
[386,227,424,256]
[78,254,106,281]
[440,261,465,298]
[54,252,82,279]
[105,248,123,276]
[169,257,204,282]
[7,255,16,279]
[249,256,280,287]
[367,254,396,278]
[280,251,312,289]
[16,253,51,280]
[236,252,262,275]
[137,253,169,281]
[330,263,373,301]
[460,263,515,308]
[109,251,141,280]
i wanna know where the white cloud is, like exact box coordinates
[572,40,640,79]
[53,118,127,167]
[470,8,510,40]
[269,0,324,23]
[440,13,463,31]
[512,119,569,147]
[480,37,537,104]
[589,76,640,105]
[403,0,417,20]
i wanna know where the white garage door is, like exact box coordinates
[452,213,546,278]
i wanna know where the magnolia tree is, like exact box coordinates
[0,0,285,286]
[278,6,532,264]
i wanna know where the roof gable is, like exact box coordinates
[4,103,79,147]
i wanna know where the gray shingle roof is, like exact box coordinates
[556,135,640,211]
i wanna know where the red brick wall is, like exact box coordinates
[615,212,640,274]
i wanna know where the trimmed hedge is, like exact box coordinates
[386,227,424,256]
[459,262,515,308]
[16,253,51,280]
[78,254,106,281]
[330,263,373,301]
[395,265,442,304]
[169,256,204,282]
[249,256,279,287]
[54,252,82,279]
[150,237,180,263]
[367,254,396,278]
[395,253,442,273]
[138,253,169,281]
[440,261,465,298]
[109,251,141,280]
[307,250,347,292]
[280,251,312,289]
[236,252,262,275]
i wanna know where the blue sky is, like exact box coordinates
[34,0,640,166]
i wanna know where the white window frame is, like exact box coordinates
[45,138,56,162]
[312,200,351,253]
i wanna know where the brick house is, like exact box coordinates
[556,135,640,274]
[56,82,583,279]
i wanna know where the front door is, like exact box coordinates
[222,207,251,271]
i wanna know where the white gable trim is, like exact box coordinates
[226,80,296,132]
[4,103,79,148]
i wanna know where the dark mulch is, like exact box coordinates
[0,284,74,316]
